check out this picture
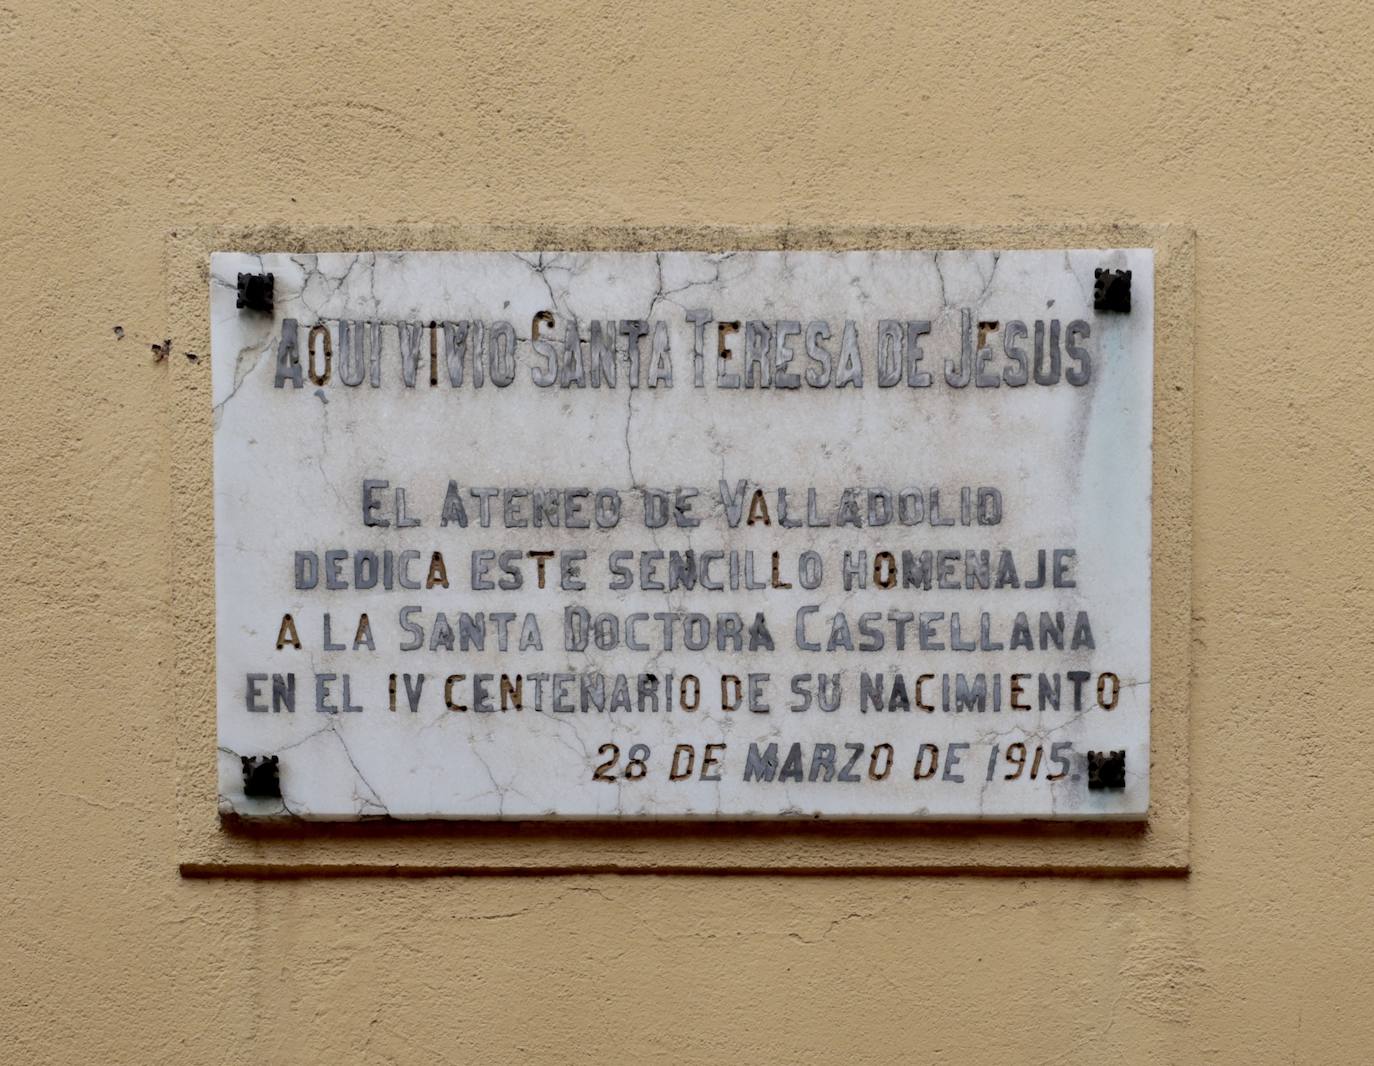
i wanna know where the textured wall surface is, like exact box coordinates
[3,1,1371,1062]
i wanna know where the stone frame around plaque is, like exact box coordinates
[170,223,1192,876]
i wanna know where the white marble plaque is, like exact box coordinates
[212,249,1153,821]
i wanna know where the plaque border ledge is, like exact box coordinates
[168,223,1193,877]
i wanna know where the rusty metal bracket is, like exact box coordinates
[1093,268,1131,313]
[235,272,274,314]
[1087,750,1126,790]
[240,755,281,799]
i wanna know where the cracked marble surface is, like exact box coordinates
[211,249,1153,820]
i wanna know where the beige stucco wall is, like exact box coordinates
[3,1,1370,1061]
